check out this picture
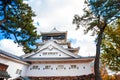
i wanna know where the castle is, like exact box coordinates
[0,28,94,80]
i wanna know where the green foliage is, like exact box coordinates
[73,0,120,80]
[0,0,40,53]
[101,20,120,72]
[73,0,120,34]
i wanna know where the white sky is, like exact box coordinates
[0,39,25,56]
[0,0,96,56]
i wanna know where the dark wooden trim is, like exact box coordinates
[28,74,95,80]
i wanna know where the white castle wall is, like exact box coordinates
[0,57,28,79]
[26,62,92,77]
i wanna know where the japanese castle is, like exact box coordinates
[0,28,94,80]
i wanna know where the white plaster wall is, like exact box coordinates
[26,62,92,77]
[0,57,28,79]
[61,45,68,48]
[31,48,71,58]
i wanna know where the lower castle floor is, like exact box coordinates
[28,74,94,80]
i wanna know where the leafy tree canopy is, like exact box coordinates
[0,0,40,53]
[73,0,120,80]
[101,19,120,72]
[73,0,120,32]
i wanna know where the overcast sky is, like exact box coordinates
[0,0,96,56]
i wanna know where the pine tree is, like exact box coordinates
[0,0,40,53]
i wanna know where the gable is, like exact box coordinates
[30,45,72,58]
[23,40,80,59]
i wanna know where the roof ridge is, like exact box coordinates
[0,49,21,60]
[50,27,60,33]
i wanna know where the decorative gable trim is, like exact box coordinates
[23,40,80,59]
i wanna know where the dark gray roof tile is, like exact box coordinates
[0,49,22,61]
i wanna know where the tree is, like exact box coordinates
[0,0,14,23]
[101,19,120,72]
[0,0,40,53]
[73,0,120,80]
[100,64,109,80]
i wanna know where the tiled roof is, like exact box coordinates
[0,70,10,78]
[0,49,22,61]
[0,48,95,63]
[50,27,60,33]
[41,28,67,34]
[23,57,95,61]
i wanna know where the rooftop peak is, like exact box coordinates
[50,27,59,33]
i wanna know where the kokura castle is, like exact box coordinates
[0,28,95,80]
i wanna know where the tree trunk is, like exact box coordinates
[94,26,106,80]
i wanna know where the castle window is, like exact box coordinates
[32,65,38,69]
[57,65,64,69]
[70,65,77,69]
[16,69,22,75]
[43,52,58,55]
[44,65,51,69]
[43,52,47,55]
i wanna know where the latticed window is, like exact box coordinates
[33,66,38,69]
[16,69,22,74]
[71,65,77,69]
[57,65,64,69]
[44,65,51,69]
